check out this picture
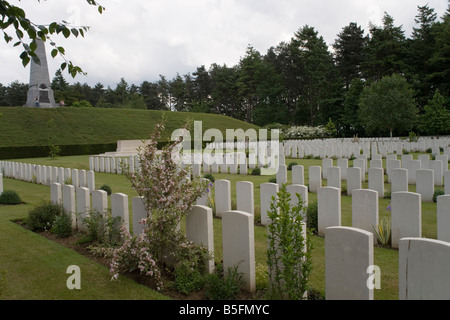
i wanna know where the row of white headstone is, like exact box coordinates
[0,161,96,191]
[3,156,449,299]
[89,153,275,176]
[283,137,450,160]
[325,227,450,300]
[49,177,450,299]
[48,181,255,292]
[275,155,450,202]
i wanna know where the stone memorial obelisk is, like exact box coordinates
[24,38,57,108]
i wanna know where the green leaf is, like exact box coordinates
[62,27,70,38]
[60,62,67,71]
[15,29,24,39]
[19,51,28,60]
[4,33,13,43]
[71,28,79,37]
[31,54,41,66]
[30,40,37,52]
[22,56,30,67]
[49,22,58,34]
[27,27,37,39]
[57,47,65,55]
[51,49,58,58]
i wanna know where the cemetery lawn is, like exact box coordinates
[0,107,260,147]
[0,179,168,300]
[1,154,446,300]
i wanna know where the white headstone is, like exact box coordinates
[390,168,408,193]
[347,167,361,196]
[186,205,215,274]
[62,185,76,230]
[437,195,450,242]
[391,191,422,248]
[214,179,231,217]
[50,182,62,205]
[428,160,443,187]
[337,158,348,181]
[327,166,341,190]
[132,196,147,236]
[416,169,434,202]
[399,237,450,300]
[111,193,130,232]
[309,166,322,193]
[318,186,341,237]
[322,158,333,180]
[236,181,254,216]
[79,170,87,188]
[87,170,95,191]
[292,165,304,185]
[404,159,421,185]
[286,184,308,218]
[353,159,365,182]
[76,187,90,232]
[352,189,379,240]
[92,189,108,216]
[325,226,374,300]
[276,164,288,187]
[368,167,384,198]
[445,171,450,194]
[222,210,255,292]
[260,183,279,226]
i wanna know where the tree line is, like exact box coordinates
[1,5,449,138]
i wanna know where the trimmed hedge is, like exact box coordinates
[0,143,117,160]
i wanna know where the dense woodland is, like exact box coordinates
[1,5,449,138]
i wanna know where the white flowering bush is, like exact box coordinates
[284,125,328,139]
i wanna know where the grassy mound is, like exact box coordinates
[0,107,260,147]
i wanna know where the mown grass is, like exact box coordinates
[0,179,168,300]
[1,153,447,300]
[0,107,260,147]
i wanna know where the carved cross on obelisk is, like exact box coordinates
[24,38,57,108]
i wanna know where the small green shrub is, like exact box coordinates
[27,202,63,232]
[255,263,268,291]
[172,260,206,295]
[204,263,243,300]
[251,167,261,175]
[266,184,312,300]
[433,189,445,202]
[373,216,391,247]
[306,200,318,234]
[287,162,298,171]
[51,212,73,238]
[100,184,112,195]
[82,209,122,246]
[0,190,22,205]
[268,177,277,183]
[203,173,215,182]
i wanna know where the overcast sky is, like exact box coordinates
[0,0,448,88]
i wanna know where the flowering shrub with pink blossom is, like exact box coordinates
[91,120,211,292]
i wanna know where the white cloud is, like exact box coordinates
[0,0,447,88]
